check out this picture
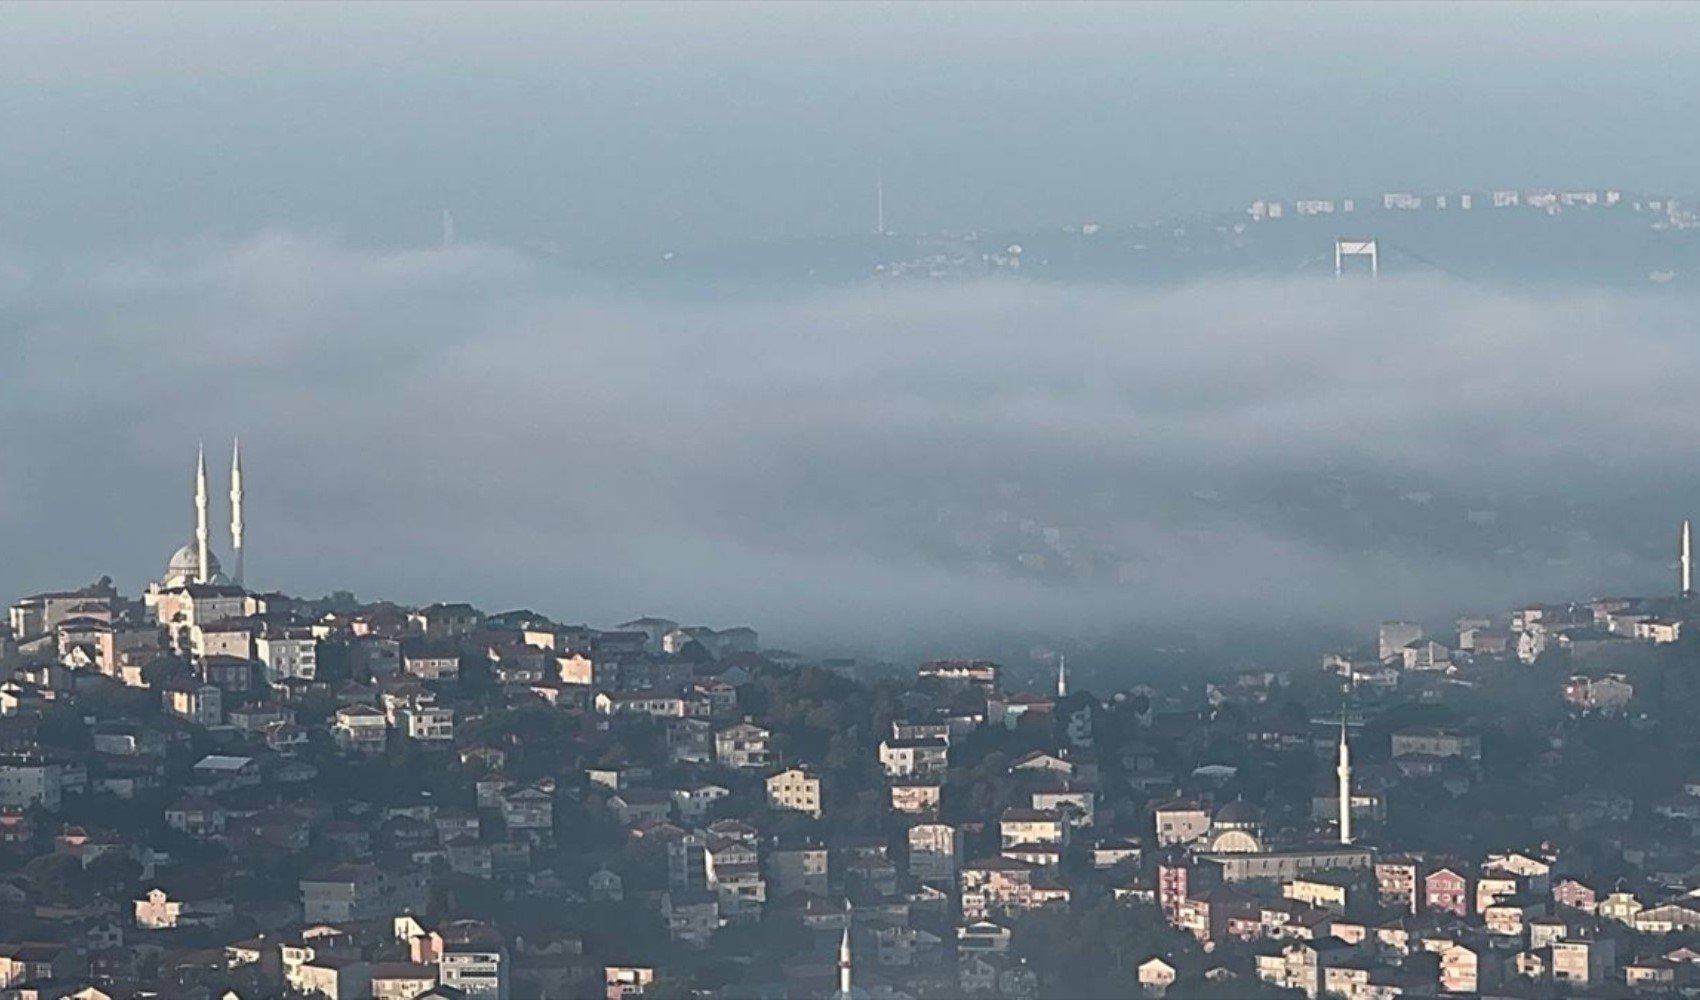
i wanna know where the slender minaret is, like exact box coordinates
[1682,519,1692,596]
[875,168,885,236]
[1336,718,1353,845]
[229,438,245,586]
[1056,654,1068,699]
[194,443,210,584]
[838,920,853,997]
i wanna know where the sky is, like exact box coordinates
[3,3,1699,654]
[1,3,1699,253]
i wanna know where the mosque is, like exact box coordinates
[148,441,246,597]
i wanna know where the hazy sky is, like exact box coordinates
[2,2,1699,253]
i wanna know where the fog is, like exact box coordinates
[1,233,1696,649]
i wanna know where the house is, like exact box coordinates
[909,823,962,882]
[608,789,674,827]
[410,602,483,639]
[371,963,439,1000]
[1255,937,1358,999]
[333,704,388,753]
[402,640,462,681]
[1624,956,1679,992]
[161,679,223,726]
[1600,890,1646,925]
[0,756,63,810]
[999,808,1067,849]
[1392,727,1481,762]
[1552,935,1616,986]
[1031,786,1095,827]
[1440,940,1498,994]
[666,717,714,764]
[606,965,656,999]
[1425,867,1471,917]
[595,691,692,719]
[662,890,722,946]
[1374,857,1421,914]
[436,921,509,999]
[191,754,261,790]
[293,956,372,1000]
[879,737,949,777]
[0,943,72,987]
[300,861,430,923]
[133,886,233,930]
[1092,838,1142,870]
[1400,639,1451,671]
[768,844,829,898]
[228,701,293,734]
[1565,672,1635,714]
[891,782,942,815]
[917,658,1000,689]
[1378,622,1424,660]
[1636,618,1683,643]
[1284,876,1350,913]
[500,784,554,836]
[1137,956,1177,995]
[1553,878,1598,913]
[1153,799,1211,846]
[670,783,730,823]
[766,768,822,819]
[957,921,1013,955]
[398,704,456,741]
[256,629,319,682]
[1485,896,1547,939]
[1635,901,1700,935]
[714,721,775,768]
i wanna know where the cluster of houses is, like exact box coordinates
[6,562,1700,998]
[1133,589,1700,998]
[1317,596,1685,718]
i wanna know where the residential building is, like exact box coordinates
[256,629,319,683]
[714,721,775,768]
[766,768,822,819]
[879,737,949,777]
[333,704,388,753]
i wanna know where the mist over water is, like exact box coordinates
[1,233,1695,651]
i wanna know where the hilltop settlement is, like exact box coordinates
[9,459,1700,998]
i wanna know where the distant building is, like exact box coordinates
[1392,727,1481,762]
[766,768,822,819]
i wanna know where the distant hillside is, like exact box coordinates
[575,193,1700,289]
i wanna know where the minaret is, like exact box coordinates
[1056,654,1068,699]
[838,920,853,997]
[875,168,885,236]
[1682,519,1692,596]
[194,443,210,584]
[1336,718,1353,845]
[230,438,245,586]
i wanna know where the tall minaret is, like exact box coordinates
[194,443,211,584]
[1056,654,1068,699]
[229,438,245,586]
[838,920,853,997]
[875,168,885,236]
[1336,718,1353,845]
[1682,519,1692,596]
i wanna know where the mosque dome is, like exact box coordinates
[162,541,221,589]
[1213,799,1262,829]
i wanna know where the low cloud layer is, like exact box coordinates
[2,234,1696,651]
